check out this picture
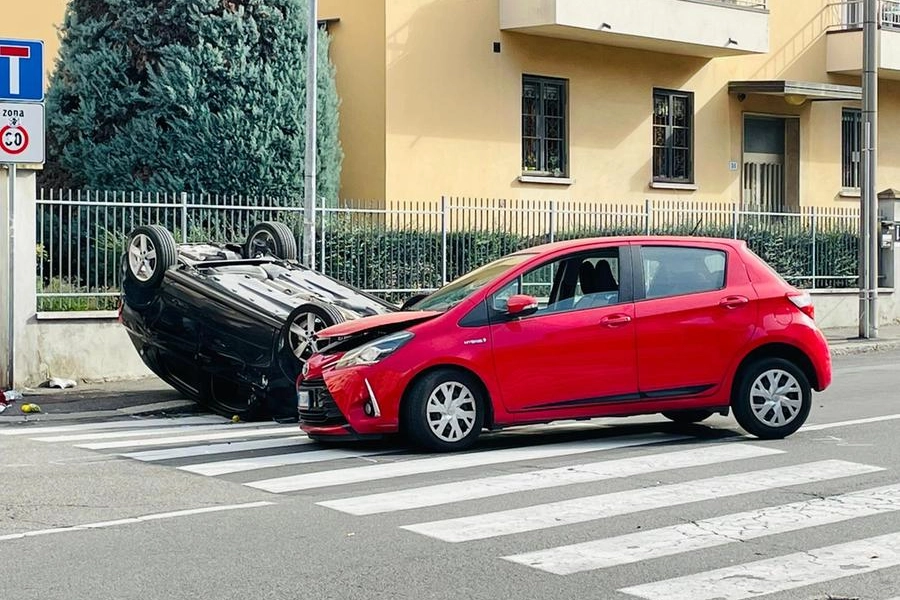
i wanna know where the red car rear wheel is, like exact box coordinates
[732,357,811,439]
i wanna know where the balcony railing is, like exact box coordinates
[829,0,900,31]
[825,0,900,78]
[691,0,767,9]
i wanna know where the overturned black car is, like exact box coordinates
[119,222,397,421]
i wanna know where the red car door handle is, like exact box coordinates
[600,314,632,327]
[719,296,749,309]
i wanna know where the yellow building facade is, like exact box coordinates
[8,0,900,207]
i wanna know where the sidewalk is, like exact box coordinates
[0,377,201,422]
[824,323,900,355]
[2,325,899,422]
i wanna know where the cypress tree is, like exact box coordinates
[40,0,342,203]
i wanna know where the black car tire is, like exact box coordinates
[124,225,177,289]
[245,221,298,261]
[732,357,812,439]
[403,369,485,452]
[661,409,714,424]
[281,303,344,372]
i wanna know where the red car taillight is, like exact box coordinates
[787,291,815,320]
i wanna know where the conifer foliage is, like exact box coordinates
[41,0,342,202]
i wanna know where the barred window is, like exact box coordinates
[842,108,861,189]
[652,89,694,183]
[522,75,568,176]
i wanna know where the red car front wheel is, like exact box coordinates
[403,369,486,452]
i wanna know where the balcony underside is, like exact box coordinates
[500,0,769,58]
[827,29,900,81]
[502,24,761,57]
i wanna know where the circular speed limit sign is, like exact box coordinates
[0,124,29,155]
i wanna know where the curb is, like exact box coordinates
[829,340,900,356]
[0,399,199,423]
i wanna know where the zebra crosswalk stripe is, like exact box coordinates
[179,447,400,476]
[504,483,900,574]
[619,531,900,600]
[244,433,689,493]
[401,460,883,542]
[120,436,312,462]
[31,422,262,443]
[0,416,227,435]
[318,443,783,515]
[75,426,298,450]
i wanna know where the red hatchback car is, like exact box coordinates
[297,237,832,452]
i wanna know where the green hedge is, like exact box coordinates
[319,219,860,298]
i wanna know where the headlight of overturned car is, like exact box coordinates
[334,331,414,370]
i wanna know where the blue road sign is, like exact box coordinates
[0,39,43,102]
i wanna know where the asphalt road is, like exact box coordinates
[3,351,900,600]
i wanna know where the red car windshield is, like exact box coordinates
[413,253,537,312]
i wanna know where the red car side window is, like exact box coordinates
[643,246,726,300]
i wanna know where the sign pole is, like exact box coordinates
[6,163,14,388]
[0,38,44,388]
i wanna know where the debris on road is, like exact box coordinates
[47,378,77,389]
[0,389,22,414]
[20,403,42,414]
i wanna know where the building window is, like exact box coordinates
[652,89,694,183]
[522,75,568,176]
[842,108,861,189]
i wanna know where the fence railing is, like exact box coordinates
[35,190,861,311]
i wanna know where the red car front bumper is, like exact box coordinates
[297,355,407,438]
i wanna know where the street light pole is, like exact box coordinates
[302,0,318,270]
[860,0,879,338]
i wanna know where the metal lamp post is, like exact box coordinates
[860,0,879,338]
[302,0,318,270]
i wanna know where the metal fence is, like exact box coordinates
[35,190,861,311]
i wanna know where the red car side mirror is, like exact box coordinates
[506,294,539,317]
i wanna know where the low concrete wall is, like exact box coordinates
[27,315,152,384]
[2,168,153,386]
[810,289,900,330]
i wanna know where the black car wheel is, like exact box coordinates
[283,303,344,366]
[403,369,485,452]
[732,357,811,439]
[661,409,714,424]
[124,225,177,289]
[245,221,298,261]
